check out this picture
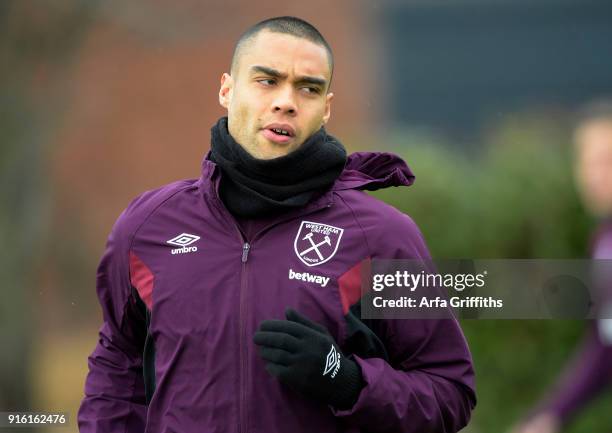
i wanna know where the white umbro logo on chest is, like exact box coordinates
[167,233,200,255]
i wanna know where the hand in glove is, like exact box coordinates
[253,308,364,410]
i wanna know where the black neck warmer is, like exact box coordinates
[208,117,347,219]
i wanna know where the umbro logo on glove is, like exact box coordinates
[253,308,364,410]
[323,345,341,378]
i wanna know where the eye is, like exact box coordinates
[257,78,276,86]
[302,87,321,95]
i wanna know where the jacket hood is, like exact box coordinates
[333,151,415,192]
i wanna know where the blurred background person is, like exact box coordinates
[510,100,612,433]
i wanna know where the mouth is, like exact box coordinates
[261,123,296,144]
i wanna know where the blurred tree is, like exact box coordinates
[0,0,97,413]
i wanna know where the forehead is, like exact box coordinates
[577,121,612,144]
[576,121,612,156]
[238,30,331,79]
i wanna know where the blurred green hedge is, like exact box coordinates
[367,114,611,432]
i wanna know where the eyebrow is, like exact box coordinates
[250,65,327,88]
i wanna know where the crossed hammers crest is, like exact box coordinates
[300,232,332,261]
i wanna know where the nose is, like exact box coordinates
[271,86,297,115]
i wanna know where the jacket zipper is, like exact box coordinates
[239,241,250,433]
[235,205,333,433]
[236,204,332,433]
[242,243,251,263]
[211,190,331,433]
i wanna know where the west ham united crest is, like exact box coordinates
[294,221,344,267]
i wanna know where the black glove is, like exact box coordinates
[253,308,364,410]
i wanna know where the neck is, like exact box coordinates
[208,116,347,218]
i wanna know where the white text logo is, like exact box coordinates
[288,268,330,287]
[167,233,200,255]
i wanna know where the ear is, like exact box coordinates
[322,92,334,126]
[219,72,233,109]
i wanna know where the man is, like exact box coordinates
[511,101,612,433]
[78,16,476,432]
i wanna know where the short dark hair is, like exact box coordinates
[575,98,612,128]
[230,16,334,89]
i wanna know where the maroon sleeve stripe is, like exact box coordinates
[129,251,154,310]
[338,258,371,315]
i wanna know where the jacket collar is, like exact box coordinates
[198,149,415,212]
[198,151,335,221]
[333,151,415,191]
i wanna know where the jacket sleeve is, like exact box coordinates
[330,209,477,432]
[535,322,612,425]
[77,209,148,432]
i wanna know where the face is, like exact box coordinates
[219,30,333,159]
[574,120,612,217]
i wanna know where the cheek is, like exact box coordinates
[230,86,261,117]
[603,173,612,196]
[304,104,327,127]
[229,100,256,131]
[584,171,612,200]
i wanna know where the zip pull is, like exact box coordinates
[241,242,251,263]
